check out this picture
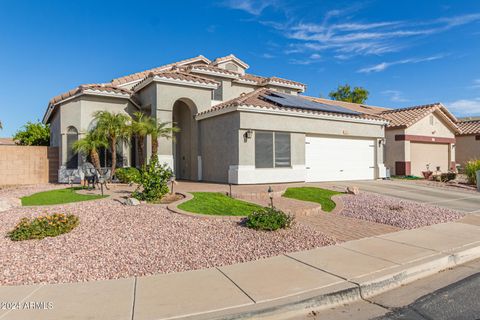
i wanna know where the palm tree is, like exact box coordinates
[92,111,131,178]
[131,111,155,167]
[73,132,108,170]
[151,121,180,160]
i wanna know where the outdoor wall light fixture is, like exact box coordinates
[268,186,274,207]
[245,129,253,139]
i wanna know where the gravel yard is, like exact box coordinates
[0,185,335,286]
[339,192,465,229]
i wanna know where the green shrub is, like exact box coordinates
[244,207,294,231]
[440,172,457,182]
[8,213,79,241]
[132,157,172,201]
[465,159,480,185]
[115,167,140,184]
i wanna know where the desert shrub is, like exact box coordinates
[8,213,79,241]
[245,207,294,231]
[132,157,172,201]
[465,159,480,185]
[115,167,140,184]
[440,172,457,182]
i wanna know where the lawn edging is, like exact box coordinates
[329,194,345,215]
[166,192,245,220]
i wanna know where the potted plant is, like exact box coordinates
[422,164,433,180]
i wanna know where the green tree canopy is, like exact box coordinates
[73,132,108,170]
[328,84,369,104]
[13,121,50,146]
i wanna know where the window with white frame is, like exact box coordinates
[255,131,291,168]
[212,82,223,101]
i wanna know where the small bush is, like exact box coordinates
[440,172,457,182]
[115,167,140,184]
[245,207,294,231]
[8,213,79,241]
[465,159,480,185]
[132,157,172,201]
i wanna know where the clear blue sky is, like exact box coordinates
[1,0,479,136]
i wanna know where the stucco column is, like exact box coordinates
[155,109,174,169]
[61,133,67,166]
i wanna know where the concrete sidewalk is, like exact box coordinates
[1,220,480,320]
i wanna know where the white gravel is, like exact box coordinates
[0,186,335,285]
[339,193,465,229]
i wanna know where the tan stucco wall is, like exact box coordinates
[0,146,58,185]
[199,112,240,183]
[456,135,480,166]
[384,128,408,175]
[406,112,455,138]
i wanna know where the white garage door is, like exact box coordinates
[305,136,375,182]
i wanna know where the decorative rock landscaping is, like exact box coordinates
[339,192,465,229]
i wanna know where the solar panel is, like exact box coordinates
[262,92,361,115]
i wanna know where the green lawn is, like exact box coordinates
[282,187,342,212]
[391,175,423,180]
[21,187,108,206]
[178,192,262,216]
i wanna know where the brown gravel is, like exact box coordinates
[339,192,465,229]
[0,186,335,286]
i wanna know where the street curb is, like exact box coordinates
[191,242,480,320]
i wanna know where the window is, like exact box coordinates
[66,126,78,169]
[255,131,291,168]
[212,82,223,101]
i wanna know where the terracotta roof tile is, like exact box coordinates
[305,97,389,115]
[197,88,385,122]
[379,103,459,131]
[132,70,219,91]
[0,138,15,145]
[235,74,306,89]
[49,84,132,105]
[187,64,240,77]
[457,120,480,135]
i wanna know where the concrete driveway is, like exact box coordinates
[316,180,480,213]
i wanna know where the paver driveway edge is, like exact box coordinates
[1,222,480,320]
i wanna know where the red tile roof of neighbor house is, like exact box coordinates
[378,103,460,132]
[0,138,15,145]
[305,97,389,115]
[196,88,386,122]
[457,119,480,135]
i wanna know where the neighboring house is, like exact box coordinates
[456,119,480,166]
[379,104,460,177]
[42,54,389,183]
[0,138,15,145]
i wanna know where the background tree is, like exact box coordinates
[0,120,2,130]
[92,111,131,178]
[151,121,180,160]
[13,121,50,146]
[131,111,155,167]
[328,84,369,104]
[73,132,108,170]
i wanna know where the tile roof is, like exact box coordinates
[49,84,132,105]
[197,88,385,122]
[457,120,480,135]
[305,97,389,115]
[379,103,459,131]
[235,74,306,89]
[111,55,211,86]
[0,138,15,145]
[211,54,249,69]
[132,70,219,91]
[187,64,240,77]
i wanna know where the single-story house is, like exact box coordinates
[379,104,460,176]
[43,54,389,184]
[456,119,480,166]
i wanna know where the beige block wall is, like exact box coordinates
[456,135,480,166]
[0,146,58,185]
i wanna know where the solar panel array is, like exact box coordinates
[262,92,361,115]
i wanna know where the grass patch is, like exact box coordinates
[21,187,107,206]
[391,175,423,180]
[178,192,262,216]
[282,187,341,212]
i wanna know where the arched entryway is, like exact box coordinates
[172,98,198,180]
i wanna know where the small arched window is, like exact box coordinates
[66,126,79,169]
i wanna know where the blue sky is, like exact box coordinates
[0,0,479,136]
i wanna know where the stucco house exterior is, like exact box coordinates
[456,119,480,166]
[379,104,460,176]
[43,54,390,184]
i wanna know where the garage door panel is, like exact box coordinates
[306,136,375,182]
[410,143,449,177]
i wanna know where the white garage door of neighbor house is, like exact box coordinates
[305,136,375,182]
